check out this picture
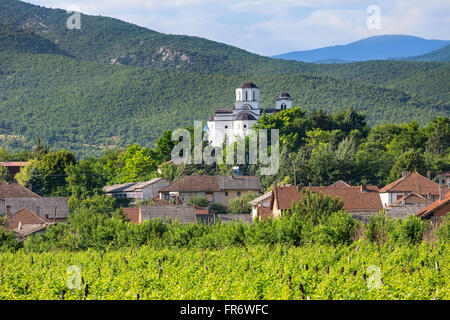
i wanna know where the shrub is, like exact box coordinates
[436,216,450,243]
[228,192,257,214]
[0,228,22,252]
[291,188,344,225]
[391,215,429,245]
[187,195,210,207]
[314,211,358,245]
[365,211,395,244]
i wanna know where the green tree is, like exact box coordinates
[38,150,77,196]
[388,149,426,183]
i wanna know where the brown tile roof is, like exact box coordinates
[271,184,383,212]
[0,182,40,199]
[380,172,440,195]
[159,175,260,193]
[7,208,50,230]
[416,192,450,218]
[122,207,140,224]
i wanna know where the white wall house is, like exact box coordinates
[206,82,293,147]
[103,178,170,201]
[379,172,441,208]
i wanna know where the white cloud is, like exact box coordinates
[24,0,450,55]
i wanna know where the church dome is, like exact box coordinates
[236,113,257,121]
[237,82,258,89]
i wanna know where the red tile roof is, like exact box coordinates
[271,184,383,212]
[415,192,450,218]
[380,172,440,195]
[0,182,40,199]
[7,208,50,230]
[122,207,140,224]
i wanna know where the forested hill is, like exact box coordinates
[0,0,449,158]
[402,45,450,62]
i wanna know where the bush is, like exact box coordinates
[228,192,257,214]
[314,211,358,245]
[291,189,344,225]
[436,217,450,243]
[365,211,395,243]
[0,228,22,252]
[391,215,429,245]
[187,196,210,207]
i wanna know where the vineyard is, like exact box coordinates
[0,242,448,300]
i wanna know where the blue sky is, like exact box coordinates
[25,0,450,56]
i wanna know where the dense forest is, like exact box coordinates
[0,0,449,158]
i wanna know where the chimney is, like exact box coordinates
[360,184,367,193]
[427,171,431,180]
[402,171,409,178]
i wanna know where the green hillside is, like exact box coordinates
[0,0,449,158]
[403,44,450,62]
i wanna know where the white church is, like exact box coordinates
[206,82,294,146]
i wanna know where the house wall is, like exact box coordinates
[430,202,450,217]
[380,192,404,207]
[142,180,169,200]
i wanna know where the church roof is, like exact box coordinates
[235,113,257,121]
[279,92,291,98]
[237,82,258,89]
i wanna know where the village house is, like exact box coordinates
[0,161,30,180]
[0,182,69,222]
[267,183,383,221]
[384,192,432,218]
[249,191,272,220]
[5,207,54,240]
[379,172,442,207]
[416,171,450,221]
[103,178,169,202]
[158,175,260,205]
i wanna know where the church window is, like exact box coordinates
[252,91,255,100]
[281,103,287,110]
[225,125,228,129]
[244,125,247,128]
[245,91,248,101]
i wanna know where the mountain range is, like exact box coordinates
[272,35,450,63]
[0,0,448,158]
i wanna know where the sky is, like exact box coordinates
[24,0,450,56]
